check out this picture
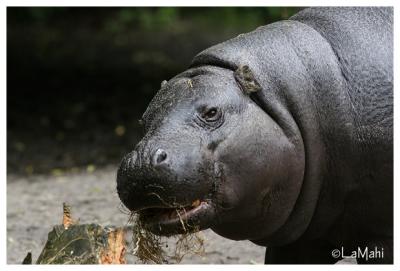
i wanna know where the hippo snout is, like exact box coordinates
[116,131,219,235]
[116,150,141,211]
[117,147,171,212]
[117,140,213,210]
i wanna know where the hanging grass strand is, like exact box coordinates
[130,210,205,264]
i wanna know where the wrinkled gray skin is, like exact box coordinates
[117,7,393,264]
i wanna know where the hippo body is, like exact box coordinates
[117,7,393,264]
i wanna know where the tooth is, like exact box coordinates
[191,200,200,207]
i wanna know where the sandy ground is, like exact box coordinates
[7,166,265,264]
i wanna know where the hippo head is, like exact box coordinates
[116,65,304,242]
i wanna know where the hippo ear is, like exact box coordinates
[161,80,168,89]
[234,65,262,95]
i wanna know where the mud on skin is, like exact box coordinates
[117,7,393,264]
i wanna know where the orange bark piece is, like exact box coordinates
[100,228,126,264]
[62,202,76,229]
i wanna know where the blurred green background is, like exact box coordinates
[7,7,302,176]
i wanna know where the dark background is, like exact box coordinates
[7,7,301,175]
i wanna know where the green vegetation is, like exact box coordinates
[9,7,300,30]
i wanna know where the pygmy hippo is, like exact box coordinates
[117,7,393,264]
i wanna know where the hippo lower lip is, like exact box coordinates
[138,200,216,235]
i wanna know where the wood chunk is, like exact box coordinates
[62,202,76,229]
[32,203,126,264]
[100,228,126,264]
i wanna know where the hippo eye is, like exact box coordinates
[200,107,221,122]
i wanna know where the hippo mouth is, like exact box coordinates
[138,199,216,235]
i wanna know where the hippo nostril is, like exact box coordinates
[153,148,168,165]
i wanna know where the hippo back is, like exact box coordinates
[291,7,393,128]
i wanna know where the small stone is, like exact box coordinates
[25,165,34,175]
[115,125,126,136]
[14,142,25,152]
[51,168,64,177]
[86,164,96,173]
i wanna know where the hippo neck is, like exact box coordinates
[191,20,356,246]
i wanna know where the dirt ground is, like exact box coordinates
[7,166,266,264]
